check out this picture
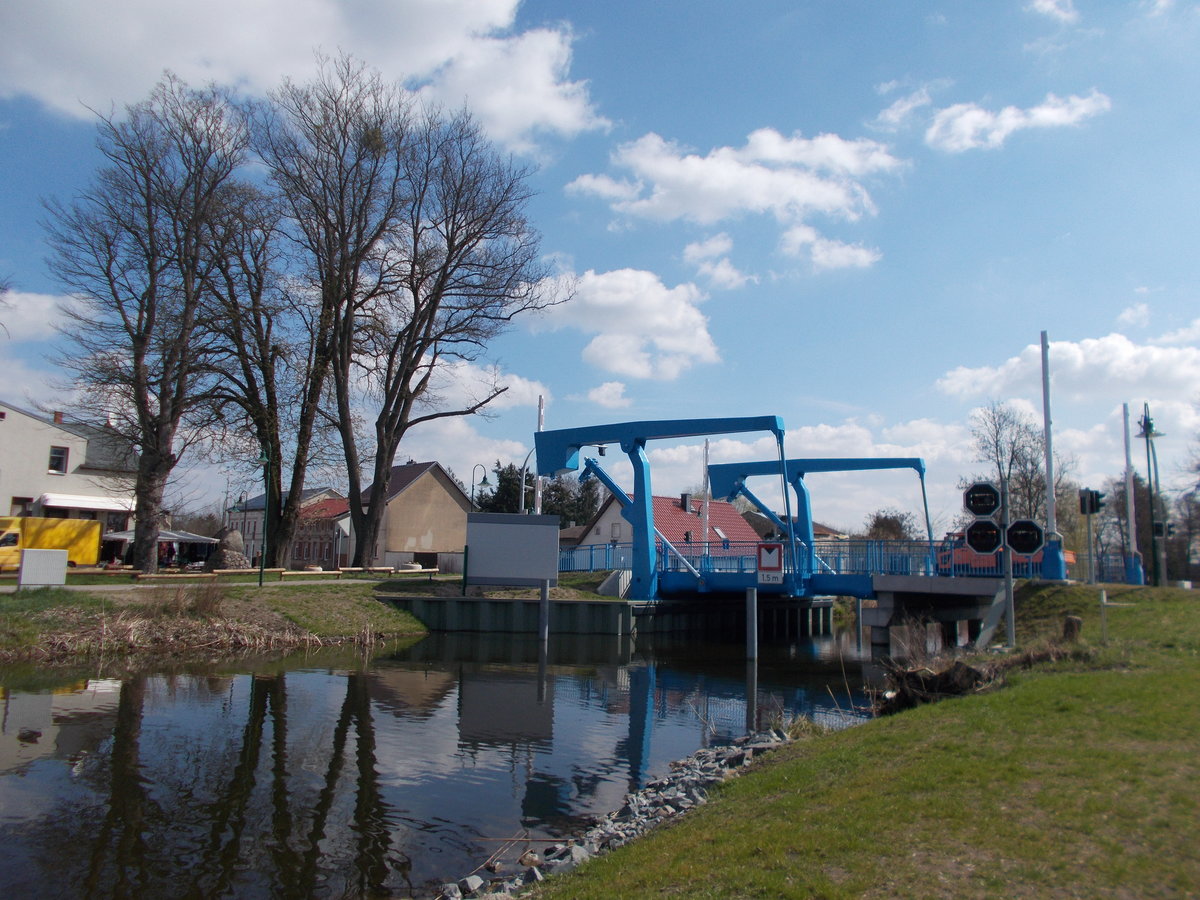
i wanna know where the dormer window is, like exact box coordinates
[48,446,69,474]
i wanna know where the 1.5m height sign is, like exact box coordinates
[757,542,784,584]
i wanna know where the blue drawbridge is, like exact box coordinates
[538,416,941,602]
[536,416,794,601]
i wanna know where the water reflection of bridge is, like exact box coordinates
[0,635,868,896]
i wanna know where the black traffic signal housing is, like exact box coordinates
[1079,488,1106,515]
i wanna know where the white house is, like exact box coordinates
[0,401,137,531]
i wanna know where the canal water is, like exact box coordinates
[0,630,872,898]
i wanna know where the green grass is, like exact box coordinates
[530,582,1200,899]
[225,580,426,636]
[0,580,427,659]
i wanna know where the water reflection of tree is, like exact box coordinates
[83,677,149,897]
[38,670,411,898]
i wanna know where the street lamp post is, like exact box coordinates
[519,448,535,514]
[470,464,490,509]
[258,449,270,587]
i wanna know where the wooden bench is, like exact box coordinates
[279,569,342,579]
[135,572,218,582]
[391,567,440,581]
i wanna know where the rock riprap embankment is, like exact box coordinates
[435,729,794,900]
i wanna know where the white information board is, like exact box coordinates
[465,513,560,587]
[19,549,69,588]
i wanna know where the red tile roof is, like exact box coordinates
[300,497,350,520]
[651,495,759,546]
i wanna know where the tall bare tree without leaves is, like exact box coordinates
[45,75,249,571]
[969,399,1076,523]
[251,56,417,567]
[260,56,557,567]
[201,180,299,564]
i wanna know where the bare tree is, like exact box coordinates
[335,106,554,565]
[44,75,249,571]
[199,180,299,563]
[0,276,11,336]
[251,55,416,567]
[259,55,558,567]
[969,399,1075,522]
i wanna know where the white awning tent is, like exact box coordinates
[103,529,219,544]
[39,492,135,512]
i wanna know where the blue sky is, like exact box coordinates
[1,0,1198,533]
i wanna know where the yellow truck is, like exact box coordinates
[0,517,103,571]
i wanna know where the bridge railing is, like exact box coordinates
[560,539,1095,580]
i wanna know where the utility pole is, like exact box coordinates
[1137,404,1164,586]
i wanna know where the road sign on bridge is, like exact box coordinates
[965,519,1003,554]
[963,482,1001,518]
[757,542,783,585]
[1006,520,1045,555]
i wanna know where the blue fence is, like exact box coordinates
[560,539,1117,582]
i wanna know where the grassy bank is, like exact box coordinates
[530,583,1200,899]
[0,578,428,666]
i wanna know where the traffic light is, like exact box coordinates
[1078,488,1106,514]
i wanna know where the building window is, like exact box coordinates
[48,446,69,474]
[611,522,622,541]
[10,497,32,517]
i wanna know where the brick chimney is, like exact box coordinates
[53,411,64,424]
[680,492,693,513]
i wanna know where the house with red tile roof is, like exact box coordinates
[293,496,351,569]
[572,491,759,551]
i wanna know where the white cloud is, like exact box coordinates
[1026,0,1081,25]
[416,27,609,155]
[420,360,550,412]
[566,128,901,270]
[683,234,756,289]
[780,225,882,270]
[935,333,1200,404]
[683,234,734,262]
[874,87,933,132]
[925,90,1111,152]
[536,268,719,380]
[1117,302,1150,328]
[0,0,605,153]
[1,291,64,341]
[1153,318,1200,346]
[586,381,632,409]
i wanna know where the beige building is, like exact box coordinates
[343,461,471,571]
[0,400,137,532]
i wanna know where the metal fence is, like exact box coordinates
[560,539,1118,582]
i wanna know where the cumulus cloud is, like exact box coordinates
[925,90,1111,152]
[535,268,719,380]
[874,86,933,132]
[0,291,64,341]
[935,333,1200,403]
[683,234,756,289]
[780,225,882,270]
[0,0,605,153]
[1153,318,1200,346]
[586,381,632,409]
[566,128,900,273]
[420,360,550,412]
[416,27,609,156]
[1117,302,1150,328]
[1026,0,1080,24]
